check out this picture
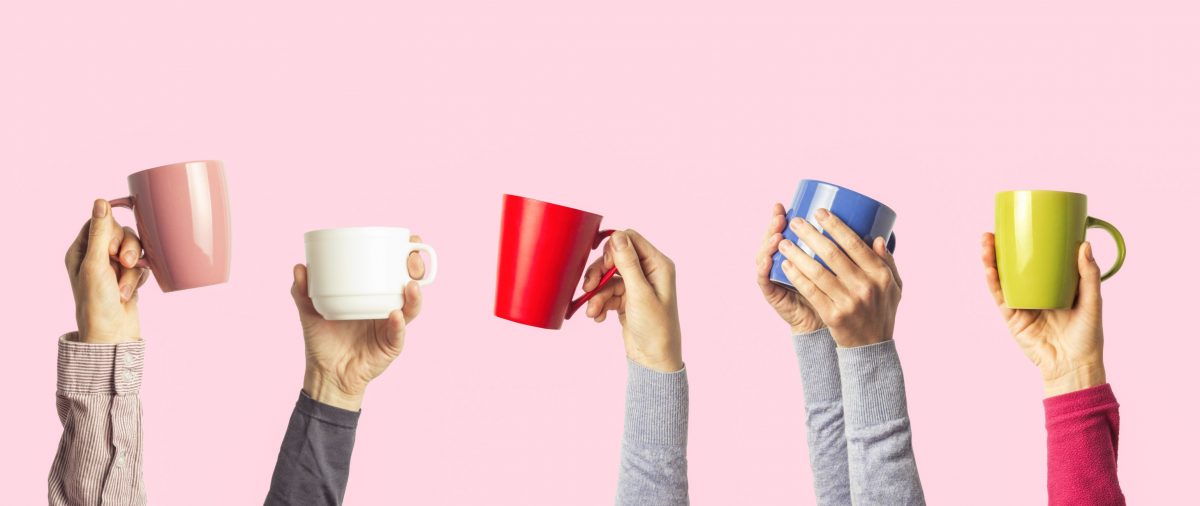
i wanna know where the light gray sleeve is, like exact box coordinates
[792,328,851,505]
[616,360,689,506]
[837,340,925,506]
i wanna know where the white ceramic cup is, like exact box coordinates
[304,227,438,320]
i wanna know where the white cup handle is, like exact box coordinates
[410,243,438,286]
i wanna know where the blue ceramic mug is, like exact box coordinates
[769,180,897,289]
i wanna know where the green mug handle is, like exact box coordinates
[1086,216,1126,281]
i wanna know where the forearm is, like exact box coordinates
[792,327,851,506]
[837,340,924,506]
[265,391,361,506]
[49,333,146,506]
[616,360,689,506]
[1044,383,1124,506]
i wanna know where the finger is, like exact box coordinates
[778,238,850,303]
[385,309,408,353]
[814,208,888,273]
[290,264,321,318]
[756,236,784,294]
[621,229,676,299]
[107,221,127,258]
[1076,241,1102,312]
[117,226,142,269]
[65,219,92,275]
[873,236,902,289]
[586,277,625,318]
[981,233,1013,315]
[789,215,865,283]
[85,199,116,265]
[116,264,142,302]
[582,250,615,291]
[401,280,423,323]
[763,203,787,240]
[408,234,426,280]
[607,231,651,296]
[593,294,624,323]
[780,258,834,314]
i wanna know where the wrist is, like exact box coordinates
[1043,363,1107,397]
[303,368,366,411]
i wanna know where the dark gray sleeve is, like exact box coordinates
[837,340,925,506]
[792,328,852,505]
[616,360,690,506]
[264,391,360,506]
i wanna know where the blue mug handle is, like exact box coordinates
[887,233,896,253]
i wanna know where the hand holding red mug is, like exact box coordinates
[65,200,150,344]
[582,230,683,373]
[290,236,428,411]
[981,233,1106,397]
[774,208,902,348]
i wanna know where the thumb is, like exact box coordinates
[1076,241,1103,312]
[609,231,650,296]
[290,264,321,319]
[85,199,115,264]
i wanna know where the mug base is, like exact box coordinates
[313,294,404,321]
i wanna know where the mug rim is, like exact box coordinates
[304,226,414,241]
[503,194,602,220]
[996,189,1088,198]
[800,179,896,216]
[128,160,223,179]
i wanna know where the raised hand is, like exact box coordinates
[290,236,427,410]
[756,203,825,335]
[982,233,1106,397]
[582,230,683,372]
[65,199,149,343]
[774,208,902,348]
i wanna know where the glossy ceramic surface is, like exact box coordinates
[494,195,616,330]
[110,160,231,292]
[994,190,1125,309]
[304,227,438,320]
[769,179,897,290]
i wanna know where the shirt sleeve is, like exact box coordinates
[792,328,851,505]
[1044,383,1125,506]
[616,360,690,506]
[265,391,361,506]
[48,332,147,506]
[836,340,925,506]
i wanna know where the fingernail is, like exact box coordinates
[120,283,133,301]
[93,200,107,218]
[122,251,136,267]
[790,217,805,230]
[613,232,630,251]
[815,208,830,220]
[780,239,794,250]
[1084,242,1094,261]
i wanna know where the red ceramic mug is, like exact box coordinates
[109,160,232,292]
[494,195,618,329]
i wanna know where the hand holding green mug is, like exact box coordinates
[994,190,1126,309]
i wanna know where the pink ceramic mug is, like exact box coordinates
[109,160,232,292]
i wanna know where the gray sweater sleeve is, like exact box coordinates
[265,391,360,506]
[616,360,690,506]
[792,328,852,505]
[837,340,925,506]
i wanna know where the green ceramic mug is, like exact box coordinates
[994,190,1126,309]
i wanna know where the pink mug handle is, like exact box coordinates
[108,197,152,269]
[565,229,617,320]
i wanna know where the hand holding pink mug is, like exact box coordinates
[109,160,232,292]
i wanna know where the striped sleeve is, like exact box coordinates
[48,332,147,506]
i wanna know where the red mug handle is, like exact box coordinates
[565,229,617,320]
[108,197,152,269]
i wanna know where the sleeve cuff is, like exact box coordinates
[1044,383,1118,419]
[297,390,361,429]
[792,327,842,402]
[623,359,689,448]
[836,339,908,427]
[57,332,145,395]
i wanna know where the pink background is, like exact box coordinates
[2,1,1197,504]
